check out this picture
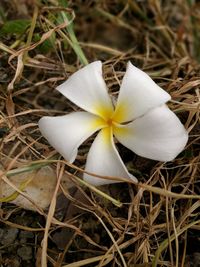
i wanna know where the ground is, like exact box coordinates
[0,1,200,266]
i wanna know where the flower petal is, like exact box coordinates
[113,62,171,123]
[57,61,114,119]
[114,105,188,161]
[84,128,137,186]
[38,112,106,163]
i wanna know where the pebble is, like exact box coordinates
[17,246,32,261]
[0,228,18,245]
[19,230,34,243]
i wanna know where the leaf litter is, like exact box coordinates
[0,0,200,266]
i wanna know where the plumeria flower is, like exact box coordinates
[39,61,188,186]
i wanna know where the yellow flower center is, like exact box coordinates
[92,102,129,140]
[91,104,129,146]
[106,118,114,127]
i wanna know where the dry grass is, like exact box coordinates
[0,0,200,266]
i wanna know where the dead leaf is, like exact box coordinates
[0,166,74,211]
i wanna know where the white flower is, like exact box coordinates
[38,61,188,186]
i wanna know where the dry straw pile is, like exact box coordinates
[0,1,200,266]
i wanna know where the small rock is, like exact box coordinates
[0,228,18,245]
[19,231,34,243]
[17,246,32,261]
[4,257,21,267]
[193,252,200,267]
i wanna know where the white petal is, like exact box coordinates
[112,62,171,123]
[84,128,137,186]
[57,61,114,119]
[39,112,105,163]
[114,105,188,161]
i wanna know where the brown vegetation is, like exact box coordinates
[0,1,200,266]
